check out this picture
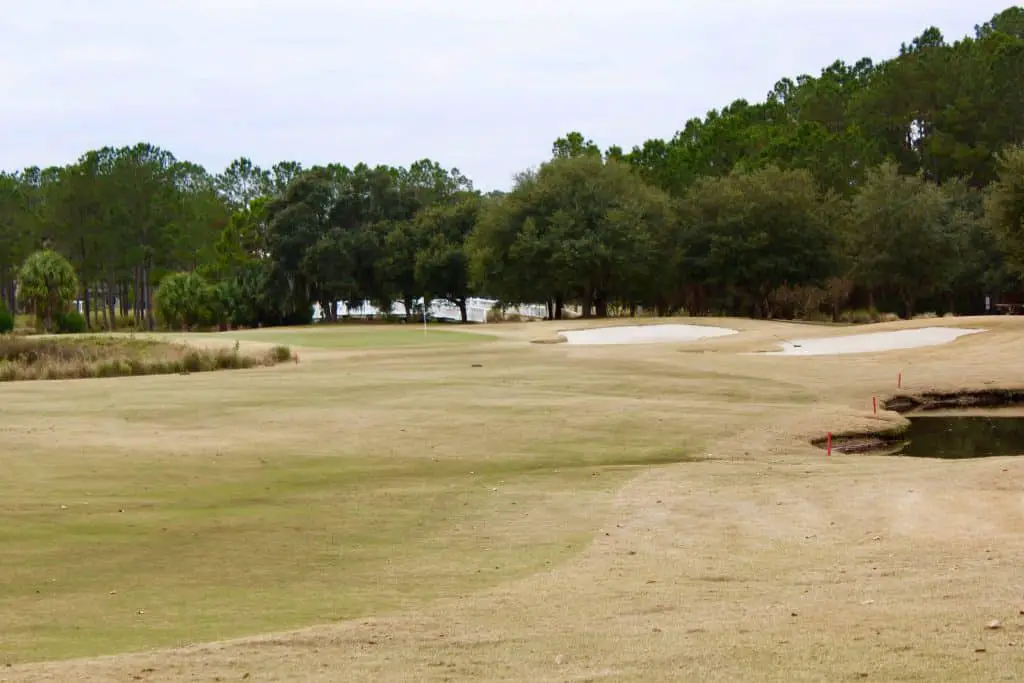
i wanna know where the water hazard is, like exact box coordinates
[897,414,1024,459]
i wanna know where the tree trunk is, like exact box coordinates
[546,298,554,320]
[629,303,637,317]
[403,296,414,322]
[107,278,116,328]
[44,293,55,333]
[457,298,468,323]
[99,283,110,330]
[83,286,92,330]
[145,268,155,331]
[581,290,593,318]
[134,267,142,324]
[0,274,9,312]
[594,294,608,318]
[554,296,564,320]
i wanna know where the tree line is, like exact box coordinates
[2,6,1024,331]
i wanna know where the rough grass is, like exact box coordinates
[0,335,294,382]
[5,317,1024,682]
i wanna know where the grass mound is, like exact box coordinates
[0,336,295,382]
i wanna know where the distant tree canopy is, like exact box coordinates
[2,7,1024,329]
[469,155,677,318]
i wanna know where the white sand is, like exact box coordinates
[560,324,739,345]
[761,326,985,356]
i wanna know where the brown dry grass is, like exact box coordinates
[0,335,294,381]
[4,316,1024,682]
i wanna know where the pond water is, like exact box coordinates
[897,415,1024,459]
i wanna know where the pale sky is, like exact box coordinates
[1,0,1014,190]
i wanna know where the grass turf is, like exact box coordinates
[0,331,706,662]
[217,324,494,349]
[4,316,1024,681]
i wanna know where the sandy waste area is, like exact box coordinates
[761,326,985,356]
[560,324,739,345]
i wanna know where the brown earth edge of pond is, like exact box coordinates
[810,389,1024,455]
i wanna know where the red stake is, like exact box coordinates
[873,396,878,415]
[827,432,832,457]
[898,371,902,389]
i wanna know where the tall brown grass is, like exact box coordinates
[0,336,295,382]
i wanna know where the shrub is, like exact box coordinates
[839,308,901,325]
[839,309,870,324]
[17,250,80,332]
[0,305,12,334]
[155,272,211,330]
[182,349,204,373]
[769,284,826,320]
[207,280,239,328]
[94,312,141,332]
[55,310,87,334]
[270,345,294,363]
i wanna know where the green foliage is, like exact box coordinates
[17,250,80,332]
[847,163,966,317]
[551,132,602,159]
[415,197,480,320]
[0,303,12,334]
[987,145,1024,274]
[154,271,212,330]
[682,166,834,317]
[469,155,677,316]
[55,310,87,334]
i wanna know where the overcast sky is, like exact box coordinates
[0,0,1013,190]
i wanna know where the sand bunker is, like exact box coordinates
[761,326,985,356]
[560,324,738,345]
